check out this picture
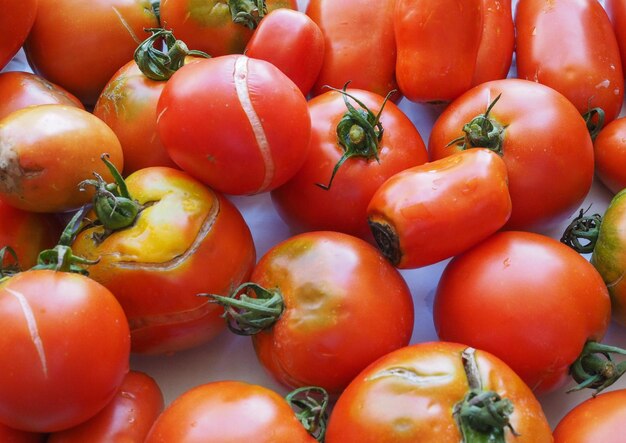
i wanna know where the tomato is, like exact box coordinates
[71,166,256,354]
[211,231,413,394]
[306,0,397,99]
[157,54,311,195]
[145,381,319,443]
[606,0,626,76]
[594,116,626,194]
[367,148,511,268]
[515,0,624,126]
[429,79,594,231]
[160,0,296,57]
[326,342,552,443]
[0,269,130,432]
[0,0,36,70]
[24,0,159,106]
[395,0,514,103]
[0,104,123,213]
[0,423,43,443]
[245,8,324,96]
[553,389,626,442]
[271,88,428,240]
[47,371,163,443]
[434,231,611,394]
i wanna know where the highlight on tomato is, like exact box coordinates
[593,116,626,194]
[325,342,553,443]
[207,231,414,395]
[0,0,36,70]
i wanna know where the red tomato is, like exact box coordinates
[0,71,83,121]
[47,371,163,443]
[606,0,626,75]
[0,269,130,432]
[71,166,256,354]
[434,231,610,394]
[326,342,553,443]
[160,0,296,57]
[553,389,626,442]
[145,381,317,443]
[516,0,624,125]
[429,79,594,231]
[157,55,311,195]
[245,8,324,96]
[395,0,514,103]
[0,104,123,213]
[24,0,159,106]
[0,0,36,70]
[0,423,43,443]
[367,148,511,268]
[271,88,428,240]
[594,116,626,194]
[306,0,397,99]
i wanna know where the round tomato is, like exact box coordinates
[144,381,319,443]
[0,0,36,70]
[606,0,626,75]
[0,104,123,213]
[0,269,130,433]
[434,231,611,394]
[271,87,428,240]
[594,116,626,194]
[326,342,552,443]
[429,79,594,231]
[367,148,511,268]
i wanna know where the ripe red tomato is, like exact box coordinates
[47,371,163,443]
[434,231,610,394]
[594,116,626,194]
[0,423,43,443]
[271,87,428,240]
[157,54,311,195]
[429,79,594,231]
[326,342,553,443]
[516,0,624,125]
[0,104,124,213]
[0,0,36,70]
[367,148,511,268]
[0,269,130,433]
[144,381,318,443]
[245,8,324,96]
[24,0,159,106]
[606,0,626,75]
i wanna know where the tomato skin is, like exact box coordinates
[594,116,626,194]
[434,231,610,394]
[245,9,324,96]
[23,0,159,106]
[0,269,130,433]
[250,231,414,394]
[47,371,163,443]
[0,423,43,443]
[429,79,594,232]
[71,167,256,354]
[553,389,626,442]
[0,0,36,70]
[367,149,511,268]
[306,0,397,98]
[515,0,624,124]
[271,88,428,240]
[0,104,124,213]
[606,0,626,75]
[145,381,315,443]
[326,342,552,443]
[160,0,296,57]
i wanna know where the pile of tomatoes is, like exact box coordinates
[3,0,626,441]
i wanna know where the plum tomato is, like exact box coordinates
[0,0,36,70]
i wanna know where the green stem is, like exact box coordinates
[0,246,21,279]
[560,207,602,254]
[569,341,626,395]
[447,94,505,155]
[229,0,267,29]
[583,107,605,141]
[285,386,329,442]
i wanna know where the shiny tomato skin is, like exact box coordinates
[429,79,594,232]
[160,0,296,57]
[0,270,130,433]
[0,104,124,213]
[0,71,83,121]
[434,231,610,394]
[306,0,397,98]
[473,0,514,86]
[24,0,159,106]
[326,342,552,443]
[0,0,36,70]
[594,116,626,194]
[0,423,44,443]
[606,0,626,75]
[271,88,428,240]
[145,381,315,443]
[553,389,626,442]
[245,9,324,96]
[516,0,624,124]
[250,231,414,394]
[367,149,511,269]
[157,55,311,195]
[47,371,163,443]
[71,167,256,354]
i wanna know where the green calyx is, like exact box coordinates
[560,207,603,254]
[447,94,505,156]
[0,247,21,280]
[583,107,605,141]
[285,386,329,442]
[229,0,267,29]
[568,341,626,395]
